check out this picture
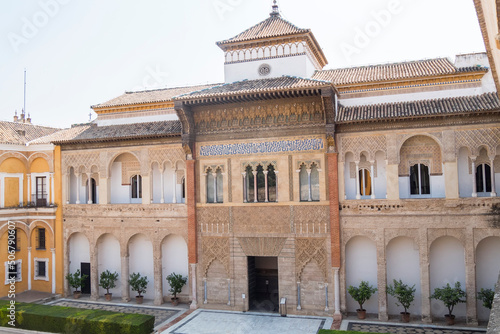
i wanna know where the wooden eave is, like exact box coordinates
[92,101,175,115]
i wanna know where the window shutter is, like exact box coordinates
[35,261,39,277]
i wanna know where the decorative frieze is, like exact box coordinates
[296,238,328,281]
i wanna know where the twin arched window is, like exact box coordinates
[299,163,319,201]
[244,164,276,203]
[206,167,223,203]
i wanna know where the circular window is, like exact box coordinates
[258,64,271,76]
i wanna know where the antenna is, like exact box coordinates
[23,69,27,118]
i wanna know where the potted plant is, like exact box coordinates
[166,272,187,306]
[65,269,88,299]
[129,272,149,304]
[347,281,377,319]
[477,288,495,310]
[387,279,416,323]
[99,270,119,301]
[430,282,466,325]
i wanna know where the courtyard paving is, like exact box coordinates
[160,309,333,334]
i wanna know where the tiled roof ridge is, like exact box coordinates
[1,120,61,131]
[337,92,500,123]
[217,15,310,45]
[123,83,221,95]
[174,75,332,100]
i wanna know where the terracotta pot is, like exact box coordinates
[171,297,179,306]
[73,292,81,299]
[356,309,366,319]
[136,296,144,304]
[401,312,410,323]
[105,293,112,301]
[445,314,455,326]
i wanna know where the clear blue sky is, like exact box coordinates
[0,0,485,128]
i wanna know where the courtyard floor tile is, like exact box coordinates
[341,320,487,334]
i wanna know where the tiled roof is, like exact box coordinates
[0,121,60,145]
[313,58,488,85]
[337,93,500,123]
[93,84,219,108]
[174,76,332,101]
[36,121,181,145]
[217,15,310,45]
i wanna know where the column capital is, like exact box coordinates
[50,248,56,254]
[252,171,257,176]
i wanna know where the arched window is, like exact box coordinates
[267,164,277,202]
[359,169,371,197]
[131,175,142,199]
[256,165,265,202]
[476,164,492,193]
[244,164,277,203]
[206,167,223,203]
[86,178,97,204]
[299,163,320,202]
[244,165,254,202]
[410,164,430,195]
[181,177,186,201]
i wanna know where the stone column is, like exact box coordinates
[28,247,32,290]
[263,171,269,202]
[297,282,301,310]
[190,263,198,309]
[154,254,163,306]
[142,175,151,205]
[471,157,478,197]
[87,173,92,204]
[377,232,388,321]
[419,228,432,323]
[325,283,329,312]
[203,278,208,304]
[51,248,56,294]
[465,226,478,325]
[333,268,341,319]
[355,161,361,199]
[274,171,279,202]
[75,173,81,204]
[370,161,376,199]
[121,255,130,302]
[90,249,99,301]
[160,168,165,203]
[252,171,258,202]
[490,156,497,197]
[65,173,70,204]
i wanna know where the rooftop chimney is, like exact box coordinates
[13,110,18,122]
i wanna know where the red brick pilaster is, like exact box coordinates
[186,159,197,264]
[328,152,341,268]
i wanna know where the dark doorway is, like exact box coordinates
[81,263,91,294]
[248,257,279,312]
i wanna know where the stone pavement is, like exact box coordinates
[161,309,333,334]
[343,320,487,334]
[46,299,185,329]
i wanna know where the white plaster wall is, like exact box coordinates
[163,167,175,204]
[162,235,189,298]
[476,237,500,321]
[344,153,356,200]
[374,152,387,199]
[97,234,121,297]
[69,233,90,275]
[386,237,421,316]
[96,113,178,127]
[429,237,466,318]
[345,236,378,314]
[458,148,473,198]
[152,165,161,203]
[224,54,316,83]
[430,174,445,198]
[129,234,154,300]
[110,162,130,204]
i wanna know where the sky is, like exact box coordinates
[0,0,486,128]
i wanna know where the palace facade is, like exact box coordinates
[2,3,500,325]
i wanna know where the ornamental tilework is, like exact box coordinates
[199,138,324,157]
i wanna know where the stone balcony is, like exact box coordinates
[62,203,187,219]
[340,197,500,217]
